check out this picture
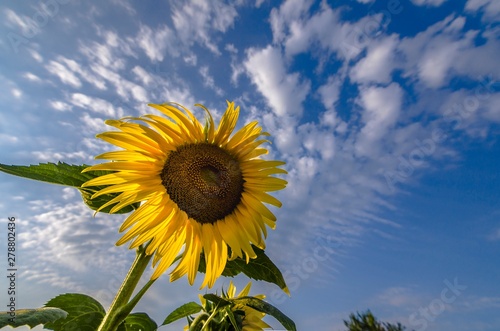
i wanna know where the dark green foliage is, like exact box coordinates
[0,307,67,328]
[0,162,139,214]
[198,245,289,293]
[44,293,105,331]
[344,310,409,331]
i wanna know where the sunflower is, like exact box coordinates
[225,281,271,331]
[82,101,286,288]
[186,281,271,331]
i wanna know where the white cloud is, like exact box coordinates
[46,55,107,90]
[11,88,22,98]
[244,45,310,117]
[50,100,72,112]
[80,112,109,133]
[59,57,107,90]
[157,85,195,111]
[270,0,314,44]
[273,2,385,61]
[3,8,36,36]
[0,133,19,144]
[255,0,265,7]
[91,64,148,103]
[356,83,403,156]
[132,65,155,86]
[299,122,336,160]
[136,24,177,61]
[29,50,43,63]
[62,187,76,200]
[23,72,42,82]
[482,93,500,123]
[350,35,398,84]
[131,65,194,108]
[453,30,500,80]
[411,0,449,6]
[282,4,338,57]
[32,150,89,162]
[18,199,131,288]
[110,0,137,15]
[438,87,500,138]
[45,60,82,88]
[171,0,238,54]
[398,15,480,89]
[318,75,342,111]
[263,115,298,155]
[466,0,500,22]
[79,40,127,71]
[225,44,243,86]
[419,45,460,88]
[199,66,224,96]
[183,53,197,66]
[225,43,237,54]
[70,93,120,117]
[317,76,348,132]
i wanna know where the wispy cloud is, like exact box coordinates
[171,0,239,54]
[46,60,82,88]
[411,0,449,7]
[244,45,310,118]
[465,0,500,22]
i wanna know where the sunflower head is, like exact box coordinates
[82,101,287,288]
[225,281,271,331]
[185,281,271,331]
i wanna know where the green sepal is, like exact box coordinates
[198,294,296,331]
[223,306,241,331]
[201,294,232,308]
[43,293,105,331]
[119,312,158,331]
[198,245,289,294]
[0,162,139,214]
[162,302,203,326]
[232,296,296,331]
[0,307,67,328]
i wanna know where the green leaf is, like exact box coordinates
[202,294,232,308]
[223,306,241,331]
[233,297,296,331]
[120,313,157,331]
[0,162,96,187]
[198,245,289,293]
[162,302,203,326]
[0,307,67,328]
[0,162,138,214]
[43,293,105,331]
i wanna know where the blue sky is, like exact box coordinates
[1,0,499,330]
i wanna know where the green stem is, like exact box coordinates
[201,305,221,331]
[189,312,210,331]
[97,245,153,331]
[122,279,156,315]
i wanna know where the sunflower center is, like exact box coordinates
[161,143,244,224]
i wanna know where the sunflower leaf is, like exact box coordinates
[0,162,138,214]
[232,296,296,331]
[120,312,158,331]
[224,306,242,331]
[162,302,203,325]
[198,245,289,293]
[43,293,105,331]
[0,307,68,328]
[202,294,232,308]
